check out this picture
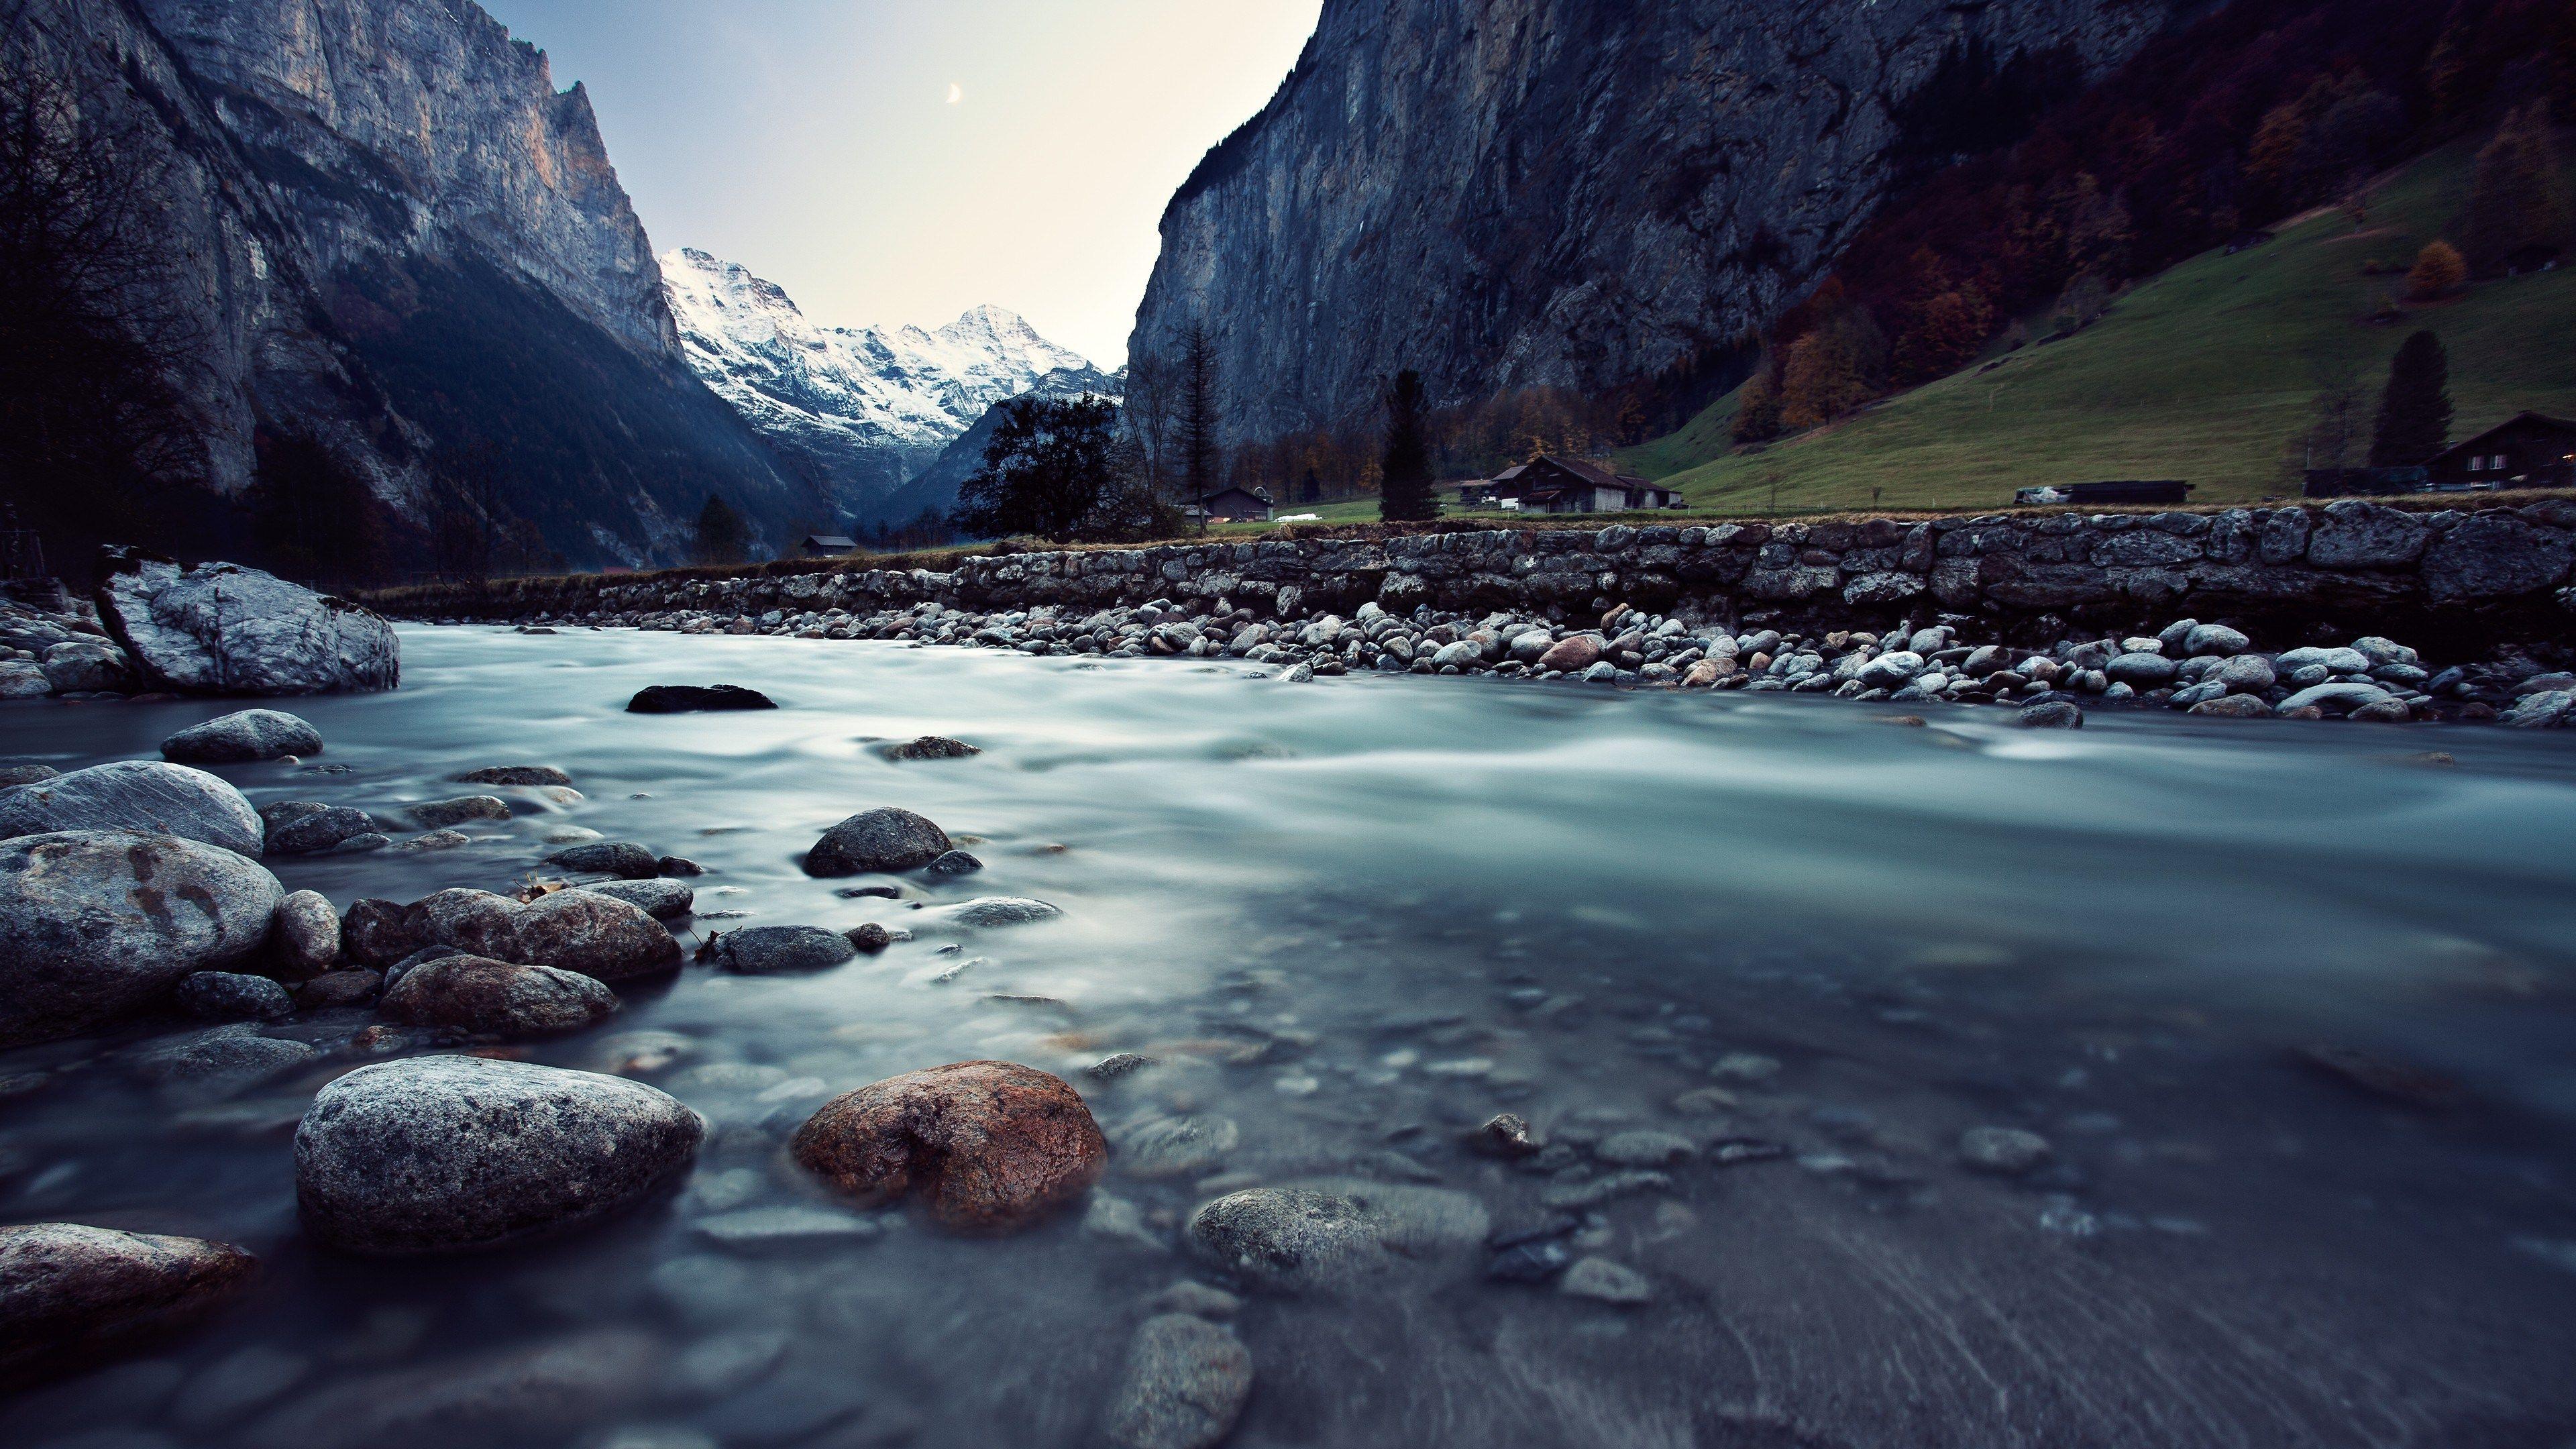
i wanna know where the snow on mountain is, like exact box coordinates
[661,248,1095,514]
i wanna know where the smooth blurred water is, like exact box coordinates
[5,626,2576,1448]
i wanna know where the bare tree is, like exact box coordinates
[0,6,208,568]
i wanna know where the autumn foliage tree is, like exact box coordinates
[2406,239,2467,299]
[2461,101,2571,275]
[1777,297,1887,433]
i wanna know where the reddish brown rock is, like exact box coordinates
[1534,634,1602,674]
[380,955,619,1037]
[790,1060,1106,1234]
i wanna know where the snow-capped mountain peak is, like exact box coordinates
[660,248,1095,512]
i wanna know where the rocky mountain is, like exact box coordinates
[1130,0,2192,445]
[868,364,1128,527]
[661,248,1099,518]
[13,0,820,569]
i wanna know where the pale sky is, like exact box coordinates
[484,0,1324,368]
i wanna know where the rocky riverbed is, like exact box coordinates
[463,591,2576,730]
[4,626,2576,1448]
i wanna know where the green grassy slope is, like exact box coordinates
[1614,140,2576,513]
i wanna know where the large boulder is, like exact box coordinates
[802,806,953,877]
[378,955,620,1037]
[397,888,680,982]
[293,1055,703,1254]
[791,1060,1107,1234]
[0,830,282,1046]
[0,1224,258,1382]
[2420,515,2573,602]
[0,759,263,856]
[1187,1181,1490,1294]
[95,549,398,695]
[160,708,323,764]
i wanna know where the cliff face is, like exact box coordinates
[1131,0,2188,443]
[14,0,815,568]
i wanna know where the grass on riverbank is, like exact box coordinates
[1609,138,2576,510]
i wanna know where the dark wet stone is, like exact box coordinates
[925,849,983,875]
[378,955,621,1037]
[802,807,952,877]
[159,709,322,764]
[791,1060,1106,1234]
[294,969,382,1010]
[945,896,1063,928]
[1485,1236,1574,1283]
[0,1223,258,1383]
[0,763,60,786]
[262,802,376,855]
[712,925,856,974]
[2016,700,2084,729]
[129,1026,319,1094]
[878,735,980,760]
[1467,1112,1540,1158]
[339,898,417,968]
[176,971,295,1022]
[1088,1052,1160,1081]
[454,765,572,786]
[582,878,694,919]
[405,795,510,828]
[545,841,659,879]
[627,685,775,713]
[655,855,704,877]
[294,1055,703,1254]
[844,921,893,953]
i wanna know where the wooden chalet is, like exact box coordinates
[1460,455,1680,514]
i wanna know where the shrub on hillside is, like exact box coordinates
[2406,239,2467,299]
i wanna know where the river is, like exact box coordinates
[5,625,2576,1448]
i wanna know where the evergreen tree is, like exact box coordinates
[1377,370,1437,523]
[693,494,751,565]
[2369,330,2453,466]
[1299,467,1322,504]
[2462,101,2571,275]
[1177,322,1222,499]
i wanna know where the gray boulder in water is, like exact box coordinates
[0,831,283,1046]
[1101,1313,1254,1449]
[160,708,323,763]
[1186,1180,1489,1295]
[293,1055,703,1254]
[0,759,264,856]
[802,806,952,877]
[95,548,398,695]
[0,1223,259,1382]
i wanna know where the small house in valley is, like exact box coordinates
[1461,455,1680,513]
[2423,413,2576,490]
[1188,486,1274,523]
[800,535,858,557]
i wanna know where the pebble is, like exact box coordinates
[1958,1126,2055,1175]
[1559,1256,1654,1305]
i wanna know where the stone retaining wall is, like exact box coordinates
[392,501,2576,655]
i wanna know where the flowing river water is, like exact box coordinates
[7,625,2576,1448]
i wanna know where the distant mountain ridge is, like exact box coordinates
[12,0,821,570]
[661,248,1099,519]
